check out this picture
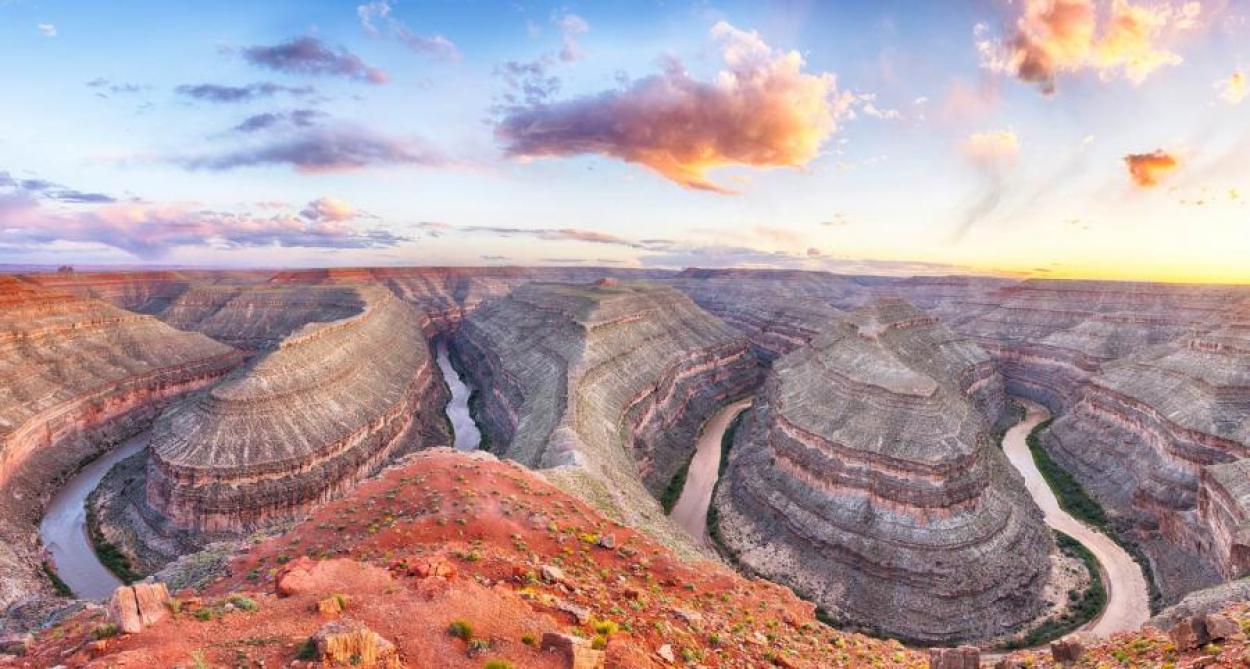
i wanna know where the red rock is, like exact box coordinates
[1050,637,1084,664]
[311,619,401,669]
[1171,617,1210,651]
[106,586,142,634]
[1204,613,1239,641]
[412,557,457,579]
[277,558,394,597]
[542,631,605,669]
[928,645,979,669]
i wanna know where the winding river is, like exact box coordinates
[436,341,481,451]
[669,398,752,546]
[39,432,148,600]
[1002,398,1150,637]
[672,396,1151,643]
[40,340,482,601]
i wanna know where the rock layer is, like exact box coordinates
[0,276,240,609]
[1045,323,1250,589]
[714,299,1052,643]
[453,281,761,553]
[146,285,450,533]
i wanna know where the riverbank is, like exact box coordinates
[668,398,752,545]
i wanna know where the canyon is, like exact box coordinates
[2,266,1249,663]
[712,299,1054,643]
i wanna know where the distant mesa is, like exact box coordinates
[713,299,1053,642]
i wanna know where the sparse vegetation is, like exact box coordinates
[483,661,513,669]
[1003,531,1106,649]
[1026,417,1164,611]
[448,619,474,641]
[661,455,694,513]
[706,409,746,553]
[92,623,119,640]
[41,561,73,597]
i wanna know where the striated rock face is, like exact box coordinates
[453,281,761,552]
[158,284,365,351]
[0,276,240,607]
[1045,323,1250,587]
[714,299,1052,643]
[955,280,1240,412]
[146,285,450,533]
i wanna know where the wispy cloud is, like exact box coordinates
[1217,70,1246,105]
[176,82,317,103]
[242,36,389,84]
[0,177,401,258]
[953,129,1020,239]
[177,126,445,172]
[37,23,56,38]
[357,1,462,61]
[496,21,846,193]
[556,13,589,62]
[232,109,324,133]
[0,170,116,204]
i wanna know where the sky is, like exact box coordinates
[1,0,1248,282]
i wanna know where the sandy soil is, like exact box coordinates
[668,399,752,545]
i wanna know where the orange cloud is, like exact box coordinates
[496,22,844,193]
[1124,150,1180,187]
[978,0,1199,94]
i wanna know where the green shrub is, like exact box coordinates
[448,619,474,641]
[92,623,119,640]
[483,661,513,669]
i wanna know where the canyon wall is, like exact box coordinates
[453,280,762,554]
[714,299,1052,643]
[1045,323,1250,595]
[0,276,241,609]
[145,285,450,533]
[157,285,364,351]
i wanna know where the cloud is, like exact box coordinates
[1217,70,1246,104]
[86,79,149,98]
[300,196,355,222]
[556,14,589,62]
[242,37,389,84]
[495,58,561,106]
[458,225,666,249]
[176,82,316,103]
[37,23,56,37]
[954,130,1020,239]
[496,21,845,193]
[232,109,324,133]
[962,129,1020,167]
[357,1,462,61]
[1124,149,1179,186]
[977,0,1200,94]
[177,126,445,172]
[0,182,401,259]
[0,170,116,204]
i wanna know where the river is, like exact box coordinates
[669,398,752,546]
[436,341,480,451]
[38,432,147,600]
[1001,398,1151,637]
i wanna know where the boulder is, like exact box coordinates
[1203,613,1240,641]
[927,645,979,669]
[106,582,171,634]
[311,619,401,669]
[1050,636,1084,664]
[541,632,605,669]
[1170,616,1210,651]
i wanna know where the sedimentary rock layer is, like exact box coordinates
[714,299,1052,643]
[0,276,240,608]
[158,285,364,351]
[146,285,450,533]
[1045,324,1250,589]
[453,280,761,553]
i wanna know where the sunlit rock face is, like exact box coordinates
[0,276,241,608]
[453,280,762,554]
[1046,319,1250,586]
[714,299,1052,643]
[146,285,450,533]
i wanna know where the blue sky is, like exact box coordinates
[1,0,1248,281]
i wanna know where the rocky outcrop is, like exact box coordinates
[1044,324,1250,594]
[714,299,1052,643]
[453,281,761,553]
[158,284,364,351]
[146,285,450,533]
[0,276,240,609]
